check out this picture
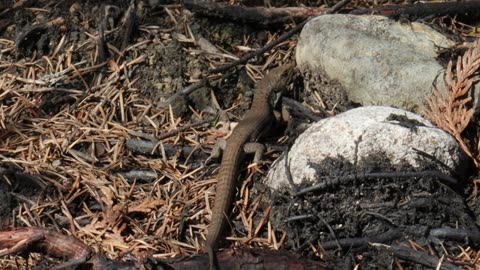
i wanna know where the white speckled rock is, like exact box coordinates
[295,14,467,114]
[266,106,466,190]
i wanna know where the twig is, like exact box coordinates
[156,117,214,140]
[120,1,136,52]
[295,170,458,196]
[157,78,207,109]
[430,227,480,244]
[386,244,462,270]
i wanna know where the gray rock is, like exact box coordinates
[266,106,465,190]
[295,14,456,114]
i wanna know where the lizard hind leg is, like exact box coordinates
[243,142,266,164]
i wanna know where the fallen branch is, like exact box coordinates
[0,227,132,270]
[184,0,326,26]
[373,244,462,270]
[15,17,65,59]
[352,1,480,20]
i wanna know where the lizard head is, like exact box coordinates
[256,63,296,108]
[258,63,296,93]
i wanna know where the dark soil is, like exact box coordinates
[270,155,477,269]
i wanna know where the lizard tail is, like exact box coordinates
[206,244,217,270]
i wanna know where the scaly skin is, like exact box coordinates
[206,63,295,270]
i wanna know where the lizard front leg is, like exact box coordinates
[208,138,227,161]
[209,139,265,163]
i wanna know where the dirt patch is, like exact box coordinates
[270,154,477,268]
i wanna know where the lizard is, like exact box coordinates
[205,63,295,270]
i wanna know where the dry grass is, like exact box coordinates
[0,58,209,257]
